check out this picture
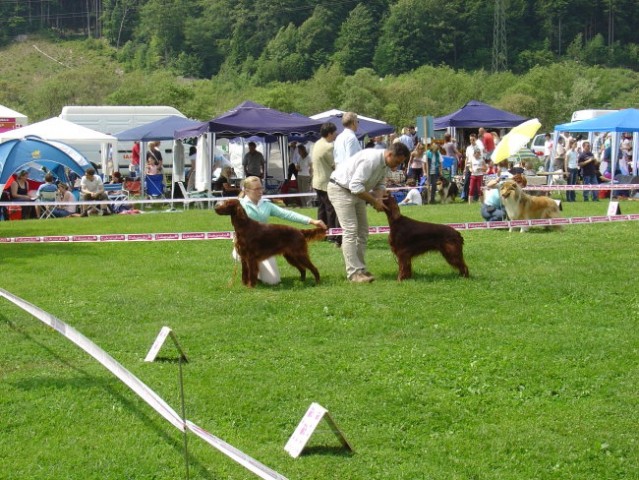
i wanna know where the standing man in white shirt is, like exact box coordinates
[333,112,361,167]
[327,142,410,283]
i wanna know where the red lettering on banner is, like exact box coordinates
[16,237,42,243]
[486,221,509,229]
[570,217,591,224]
[550,218,570,225]
[155,233,180,241]
[530,219,552,226]
[468,222,489,229]
[206,232,232,239]
[376,226,391,234]
[182,233,206,240]
[100,235,126,242]
[43,236,70,242]
[128,234,153,241]
[510,220,530,227]
[447,223,468,230]
[590,216,610,223]
[0,237,13,243]
[609,215,629,222]
[629,214,639,220]
[72,235,99,242]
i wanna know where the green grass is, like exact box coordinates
[1,199,639,479]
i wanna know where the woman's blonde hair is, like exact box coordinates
[239,176,262,198]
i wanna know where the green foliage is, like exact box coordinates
[332,4,376,75]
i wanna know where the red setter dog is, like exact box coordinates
[382,195,469,281]
[214,199,326,287]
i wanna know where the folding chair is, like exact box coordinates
[38,190,58,219]
[442,156,456,179]
[145,174,166,199]
[176,181,210,210]
[264,176,282,195]
[104,183,130,213]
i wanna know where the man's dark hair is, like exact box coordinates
[390,142,410,159]
[320,122,337,138]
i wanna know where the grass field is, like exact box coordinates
[1,198,639,480]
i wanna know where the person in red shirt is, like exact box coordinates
[130,141,140,176]
[479,127,495,159]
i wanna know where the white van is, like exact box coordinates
[571,109,618,122]
[59,105,186,173]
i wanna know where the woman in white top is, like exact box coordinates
[406,143,425,183]
[564,139,579,202]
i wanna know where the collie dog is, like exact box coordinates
[436,176,459,203]
[500,179,562,232]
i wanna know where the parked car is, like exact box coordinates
[529,132,577,156]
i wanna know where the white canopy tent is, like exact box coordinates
[0,117,117,174]
[0,105,28,132]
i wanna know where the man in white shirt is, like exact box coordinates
[80,168,109,214]
[327,142,410,283]
[333,112,361,167]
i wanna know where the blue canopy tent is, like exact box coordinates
[175,101,324,193]
[0,137,89,190]
[555,108,639,178]
[434,100,527,129]
[113,115,204,197]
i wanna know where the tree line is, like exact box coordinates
[2,0,639,80]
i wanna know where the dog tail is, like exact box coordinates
[303,227,327,243]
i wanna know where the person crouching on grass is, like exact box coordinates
[232,176,327,285]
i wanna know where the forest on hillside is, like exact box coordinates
[2,0,639,81]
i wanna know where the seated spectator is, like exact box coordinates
[480,178,506,221]
[386,167,406,188]
[35,173,59,217]
[213,167,240,196]
[80,168,110,214]
[54,183,80,217]
[10,169,36,219]
[523,161,536,176]
[399,178,423,206]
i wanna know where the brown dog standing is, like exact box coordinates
[382,195,469,281]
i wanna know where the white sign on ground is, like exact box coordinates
[144,326,188,362]
[284,402,353,458]
[607,201,621,216]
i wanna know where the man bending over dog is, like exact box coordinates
[327,142,410,283]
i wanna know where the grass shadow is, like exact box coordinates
[299,445,355,457]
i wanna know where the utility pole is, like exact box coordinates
[492,0,507,72]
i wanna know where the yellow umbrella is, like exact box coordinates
[491,118,542,163]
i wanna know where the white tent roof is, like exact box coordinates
[0,117,116,143]
[0,117,117,174]
[0,105,28,124]
[309,109,388,125]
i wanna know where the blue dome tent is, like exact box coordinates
[0,137,89,189]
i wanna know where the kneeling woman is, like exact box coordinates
[232,176,326,285]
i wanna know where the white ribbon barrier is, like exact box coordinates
[0,288,287,480]
[1,214,638,245]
